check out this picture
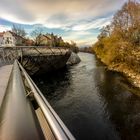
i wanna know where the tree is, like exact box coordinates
[98,25,112,41]
[12,24,26,37]
[93,0,140,71]
[31,27,45,46]
[69,41,79,53]
[111,0,140,45]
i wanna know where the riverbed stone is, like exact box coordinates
[67,52,81,65]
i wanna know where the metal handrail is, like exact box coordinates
[17,60,75,140]
[0,61,45,140]
[0,46,69,50]
[0,47,70,66]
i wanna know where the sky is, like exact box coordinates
[0,0,127,46]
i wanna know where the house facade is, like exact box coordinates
[36,34,52,46]
[0,31,16,46]
[0,31,26,47]
[36,33,64,47]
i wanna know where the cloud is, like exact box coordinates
[0,0,36,24]
[0,25,11,32]
[62,29,99,46]
[0,0,126,26]
[71,17,112,31]
[0,0,126,45]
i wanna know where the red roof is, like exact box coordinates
[0,31,24,40]
[9,31,24,39]
[0,32,5,37]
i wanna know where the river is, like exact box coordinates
[33,52,140,140]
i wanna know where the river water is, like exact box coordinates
[33,52,140,140]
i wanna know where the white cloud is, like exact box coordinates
[0,0,126,27]
[0,25,11,32]
[62,30,98,46]
[0,0,126,45]
[72,17,112,31]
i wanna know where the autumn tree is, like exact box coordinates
[93,0,140,70]
[98,25,112,41]
[111,0,140,45]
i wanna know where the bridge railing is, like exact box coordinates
[0,60,45,140]
[17,60,75,140]
[0,46,71,65]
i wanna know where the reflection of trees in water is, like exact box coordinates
[33,66,71,102]
[93,68,140,140]
[94,55,106,67]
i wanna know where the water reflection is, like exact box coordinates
[33,67,71,101]
[92,67,140,140]
[33,53,140,140]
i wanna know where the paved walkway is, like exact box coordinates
[0,65,13,108]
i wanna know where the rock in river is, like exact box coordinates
[67,52,81,65]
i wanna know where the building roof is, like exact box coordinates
[9,31,25,40]
[0,32,5,37]
[0,31,25,40]
[42,35,51,40]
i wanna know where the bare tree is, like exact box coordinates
[111,0,140,45]
[12,24,26,37]
[31,27,45,46]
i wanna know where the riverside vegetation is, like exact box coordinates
[92,0,140,89]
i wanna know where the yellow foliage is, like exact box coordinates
[92,1,140,73]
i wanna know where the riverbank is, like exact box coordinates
[94,53,140,89]
[90,1,140,89]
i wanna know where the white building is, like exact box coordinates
[0,31,16,47]
[0,31,26,47]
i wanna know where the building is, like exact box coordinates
[25,38,34,46]
[0,32,4,46]
[36,34,52,46]
[0,31,15,46]
[0,31,26,47]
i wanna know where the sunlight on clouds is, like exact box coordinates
[72,17,112,31]
[0,14,36,25]
[71,37,98,46]
[0,0,125,26]
[0,0,126,45]
[62,30,98,46]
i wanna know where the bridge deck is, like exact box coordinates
[36,108,56,140]
[0,65,12,107]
